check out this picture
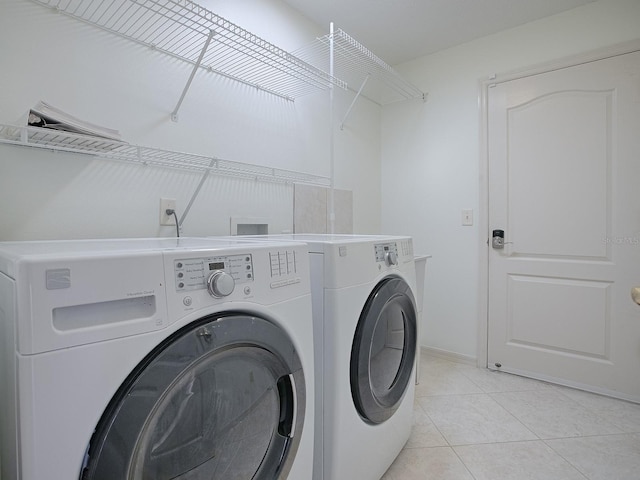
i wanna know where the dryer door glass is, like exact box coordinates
[81,315,305,480]
[350,276,417,424]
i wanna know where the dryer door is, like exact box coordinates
[81,314,305,480]
[350,276,417,424]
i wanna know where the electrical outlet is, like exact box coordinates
[160,198,177,226]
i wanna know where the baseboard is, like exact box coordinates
[420,346,477,366]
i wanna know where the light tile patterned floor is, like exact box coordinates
[381,354,640,480]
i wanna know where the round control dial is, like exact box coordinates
[384,251,398,266]
[207,271,235,297]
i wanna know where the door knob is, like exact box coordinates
[492,229,505,249]
[632,287,640,305]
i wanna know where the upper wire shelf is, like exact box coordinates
[0,124,331,186]
[296,27,425,105]
[28,0,346,101]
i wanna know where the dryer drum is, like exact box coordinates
[80,314,305,480]
[350,277,417,425]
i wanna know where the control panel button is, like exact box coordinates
[207,271,235,297]
[385,250,398,266]
[270,277,301,289]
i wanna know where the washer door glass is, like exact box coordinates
[350,276,417,424]
[81,314,305,480]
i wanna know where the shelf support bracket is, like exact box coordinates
[340,74,370,130]
[171,29,216,122]
[178,158,216,230]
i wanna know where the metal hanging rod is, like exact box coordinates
[29,0,345,103]
[0,124,331,186]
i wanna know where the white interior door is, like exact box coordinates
[487,49,640,402]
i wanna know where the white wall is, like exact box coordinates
[381,0,640,360]
[0,0,381,240]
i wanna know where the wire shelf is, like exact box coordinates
[29,0,346,101]
[0,124,331,186]
[296,27,425,105]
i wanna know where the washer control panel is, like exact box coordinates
[174,254,253,292]
[374,242,399,266]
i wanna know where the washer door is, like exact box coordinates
[81,314,305,480]
[350,276,417,424]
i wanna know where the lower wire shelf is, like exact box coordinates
[0,124,331,187]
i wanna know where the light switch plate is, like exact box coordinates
[462,209,473,226]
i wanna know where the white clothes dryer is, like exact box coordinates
[235,234,418,480]
[0,237,314,480]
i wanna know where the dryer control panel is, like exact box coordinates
[374,242,399,266]
[163,242,311,319]
[174,254,253,292]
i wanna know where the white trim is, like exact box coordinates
[421,346,476,366]
[485,39,640,88]
[478,38,640,373]
[476,72,491,369]
[489,365,640,404]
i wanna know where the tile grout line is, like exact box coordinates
[542,438,593,480]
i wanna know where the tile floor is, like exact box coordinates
[381,353,640,480]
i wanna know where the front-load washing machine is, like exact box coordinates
[234,234,418,480]
[0,237,314,480]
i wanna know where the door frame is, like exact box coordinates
[477,38,640,369]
